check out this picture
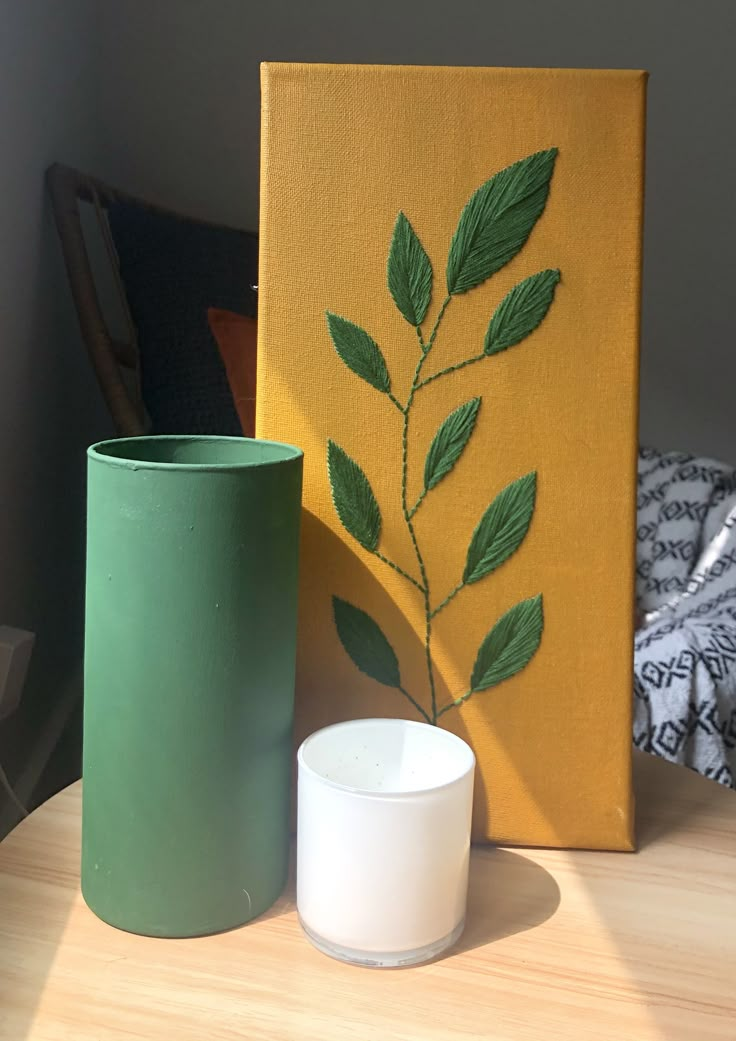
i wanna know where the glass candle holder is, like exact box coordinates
[297,718,475,967]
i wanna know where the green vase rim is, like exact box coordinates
[88,435,304,472]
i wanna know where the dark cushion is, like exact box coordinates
[107,200,258,435]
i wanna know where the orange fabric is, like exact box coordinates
[207,308,258,437]
[257,64,647,850]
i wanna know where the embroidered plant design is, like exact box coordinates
[326,149,559,725]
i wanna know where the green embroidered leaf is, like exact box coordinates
[463,472,537,585]
[326,312,391,393]
[327,440,381,552]
[387,212,433,327]
[485,269,560,356]
[423,397,481,492]
[470,594,544,692]
[333,596,401,688]
[446,149,558,296]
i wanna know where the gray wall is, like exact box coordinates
[0,1,111,830]
[95,0,736,462]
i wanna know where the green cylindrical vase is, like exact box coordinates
[82,435,303,937]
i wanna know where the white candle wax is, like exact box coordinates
[297,718,475,967]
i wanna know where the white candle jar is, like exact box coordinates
[297,718,475,967]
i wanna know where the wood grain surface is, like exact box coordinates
[0,751,734,1040]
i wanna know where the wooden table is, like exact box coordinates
[0,752,734,1041]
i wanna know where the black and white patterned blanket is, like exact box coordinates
[634,447,736,786]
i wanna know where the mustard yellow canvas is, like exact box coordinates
[257,63,646,849]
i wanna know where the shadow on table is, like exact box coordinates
[634,753,718,850]
[454,848,561,954]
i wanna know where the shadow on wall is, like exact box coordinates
[0,184,113,838]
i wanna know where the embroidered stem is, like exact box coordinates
[398,685,432,724]
[437,690,472,718]
[415,325,427,355]
[396,299,455,724]
[430,580,465,620]
[406,511,437,722]
[401,392,438,722]
[426,294,451,352]
[415,352,486,392]
[387,392,406,414]
[407,487,427,520]
[374,552,423,592]
[401,353,426,518]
